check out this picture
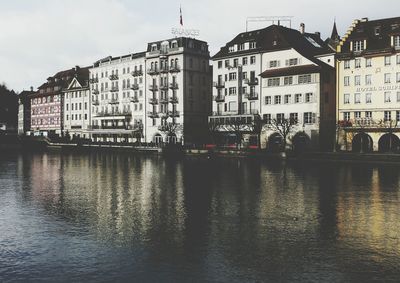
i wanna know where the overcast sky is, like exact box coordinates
[1,0,399,92]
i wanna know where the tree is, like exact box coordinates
[265,117,297,151]
[158,121,183,144]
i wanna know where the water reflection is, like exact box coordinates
[1,152,400,281]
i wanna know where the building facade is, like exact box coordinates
[89,53,146,143]
[63,67,90,139]
[18,89,34,135]
[144,37,211,145]
[337,17,400,152]
[210,24,336,151]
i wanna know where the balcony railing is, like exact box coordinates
[149,98,159,104]
[109,74,119,80]
[160,66,169,73]
[245,92,259,100]
[168,110,180,117]
[96,110,131,117]
[159,112,169,119]
[169,96,179,104]
[131,70,143,77]
[159,84,169,90]
[339,118,377,128]
[92,89,99,94]
[92,99,99,105]
[169,65,181,73]
[149,84,158,92]
[147,111,159,118]
[213,81,225,88]
[244,78,259,86]
[169,82,179,89]
[110,87,119,92]
[130,84,139,90]
[159,97,169,104]
[214,95,225,102]
[109,98,119,104]
[130,95,139,103]
[89,78,99,83]
[147,68,159,75]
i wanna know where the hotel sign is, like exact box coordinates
[171,28,200,38]
[356,85,400,92]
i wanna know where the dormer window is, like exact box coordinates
[394,35,400,48]
[151,44,157,51]
[353,40,365,52]
[375,27,381,35]
[249,41,256,49]
[228,45,235,53]
[238,43,245,51]
[171,40,178,48]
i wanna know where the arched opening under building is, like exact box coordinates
[154,134,163,146]
[268,133,283,152]
[378,133,400,152]
[292,132,311,153]
[167,133,177,144]
[352,132,373,153]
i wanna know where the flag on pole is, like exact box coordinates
[180,6,183,26]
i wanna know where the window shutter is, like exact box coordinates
[312,113,316,124]
[277,61,281,67]
[285,60,289,66]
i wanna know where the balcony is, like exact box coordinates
[159,97,169,104]
[149,84,158,92]
[160,66,169,73]
[109,98,119,104]
[109,74,119,80]
[92,89,99,94]
[244,78,259,86]
[159,112,169,119]
[147,68,159,75]
[89,78,99,83]
[130,84,139,90]
[92,99,100,105]
[214,94,225,102]
[159,83,169,90]
[168,110,180,117]
[130,95,139,103]
[169,96,179,104]
[149,98,159,104]
[245,92,259,100]
[213,81,225,89]
[169,82,179,89]
[131,70,143,77]
[169,65,181,73]
[95,110,131,117]
[147,111,159,118]
[110,87,119,92]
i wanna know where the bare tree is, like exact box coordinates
[265,117,297,151]
[158,121,183,144]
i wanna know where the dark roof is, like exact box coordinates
[338,17,400,57]
[93,51,146,67]
[212,24,333,60]
[146,37,208,52]
[260,64,323,78]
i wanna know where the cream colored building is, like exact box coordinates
[337,17,400,152]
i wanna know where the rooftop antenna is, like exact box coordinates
[246,16,293,32]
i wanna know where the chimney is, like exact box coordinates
[300,23,305,34]
[30,86,33,91]
[315,32,321,38]
[74,65,80,71]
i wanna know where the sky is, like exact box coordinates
[0,0,399,92]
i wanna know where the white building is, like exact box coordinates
[210,24,336,151]
[63,67,91,139]
[88,53,146,143]
[144,37,211,145]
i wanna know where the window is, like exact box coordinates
[228,46,235,52]
[284,76,293,85]
[249,41,256,49]
[344,76,350,86]
[344,112,350,121]
[397,92,400,102]
[218,61,222,69]
[304,112,313,124]
[290,113,298,123]
[263,114,271,124]
[385,56,391,66]
[229,87,237,95]
[224,60,229,68]
[238,43,245,51]
[384,111,391,121]
[242,57,248,65]
[250,56,256,64]
[276,113,285,123]
[287,58,298,66]
[269,60,278,68]
[267,78,280,87]
[384,91,391,103]
[354,93,361,104]
[344,93,350,104]
[233,59,238,67]
[366,93,372,103]
[366,58,372,67]
[365,75,372,85]
[354,75,361,86]
[385,73,391,84]
[295,93,302,103]
[397,55,400,65]
[305,93,313,103]
[355,58,361,68]
[229,72,237,81]
[284,94,291,104]
[397,72,400,82]
[274,95,281,104]
[394,36,400,48]
[344,60,350,69]
[265,96,271,105]
[354,111,361,119]
[397,111,400,122]
[298,74,311,84]
[365,111,372,119]
[353,40,365,52]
